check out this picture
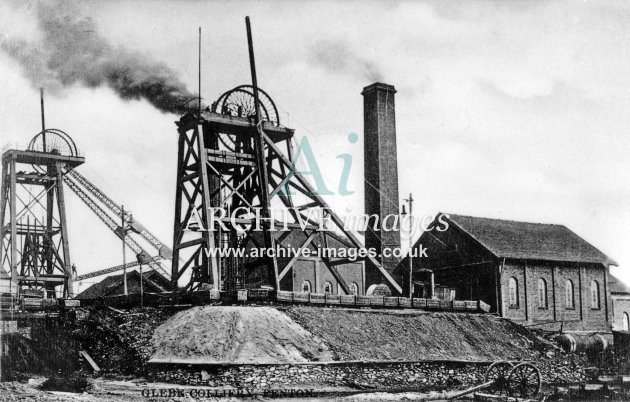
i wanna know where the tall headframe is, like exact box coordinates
[0,129,84,298]
[170,18,402,294]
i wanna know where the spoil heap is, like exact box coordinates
[282,307,547,361]
[149,306,333,364]
[281,306,588,384]
[147,305,588,387]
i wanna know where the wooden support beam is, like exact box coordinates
[196,125,219,289]
[327,258,358,267]
[172,125,192,289]
[320,256,352,295]
[206,162,255,210]
[218,168,258,207]
[0,159,8,275]
[262,133,403,294]
[17,275,66,283]
[551,265,557,322]
[9,157,17,285]
[175,238,205,250]
[79,350,101,372]
[524,262,530,321]
[278,231,318,281]
[55,163,73,297]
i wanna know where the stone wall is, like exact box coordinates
[148,361,487,390]
[148,353,591,390]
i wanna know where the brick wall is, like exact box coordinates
[502,262,527,321]
[526,264,555,323]
[501,261,611,332]
[578,266,611,332]
[611,296,630,331]
[291,257,364,295]
[363,83,401,285]
[291,259,317,293]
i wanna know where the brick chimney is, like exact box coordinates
[362,83,401,287]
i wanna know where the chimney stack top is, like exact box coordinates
[362,82,397,96]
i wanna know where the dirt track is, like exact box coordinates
[150,306,334,364]
[0,377,462,401]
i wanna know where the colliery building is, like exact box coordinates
[610,276,630,332]
[407,213,616,333]
[73,77,618,340]
[242,230,366,295]
[357,81,617,336]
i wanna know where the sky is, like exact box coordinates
[0,0,629,292]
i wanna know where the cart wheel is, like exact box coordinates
[484,360,514,395]
[506,362,542,398]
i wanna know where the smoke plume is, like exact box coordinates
[309,38,384,83]
[0,1,194,113]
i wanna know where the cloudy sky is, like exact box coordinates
[1,0,629,291]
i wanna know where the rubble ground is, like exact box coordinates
[0,377,468,401]
[281,306,589,384]
[3,304,592,399]
[67,306,173,375]
[282,307,549,361]
[76,305,589,384]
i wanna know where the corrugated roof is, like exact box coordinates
[445,213,616,266]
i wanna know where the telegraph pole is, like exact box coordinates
[121,205,127,295]
[139,260,144,308]
[404,193,414,298]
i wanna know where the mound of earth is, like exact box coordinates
[282,307,551,362]
[149,306,333,364]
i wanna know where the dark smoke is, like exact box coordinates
[0,1,194,113]
[309,38,384,82]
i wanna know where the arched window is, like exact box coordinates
[349,282,359,296]
[537,278,548,309]
[301,280,311,293]
[565,280,575,309]
[623,313,630,332]
[508,277,519,307]
[324,281,333,294]
[591,280,600,309]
